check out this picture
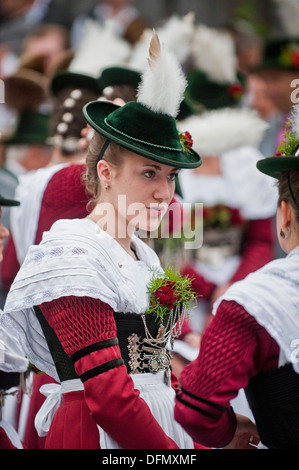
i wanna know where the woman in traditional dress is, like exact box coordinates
[0,32,204,449]
[174,107,299,449]
[0,193,28,449]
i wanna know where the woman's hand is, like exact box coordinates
[223,414,260,449]
[183,332,201,349]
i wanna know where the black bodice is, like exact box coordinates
[245,363,299,449]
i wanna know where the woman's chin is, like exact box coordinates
[137,218,162,233]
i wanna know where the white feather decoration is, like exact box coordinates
[178,108,269,155]
[137,30,187,117]
[128,13,195,72]
[127,28,152,72]
[157,12,195,64]
[69,19,132,77]
[290,102,299,136]
[273,0,299,37]
[190,25,237,84]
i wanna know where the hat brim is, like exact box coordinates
[0,195,20,206]
[83,100,202,169]
[100,67,141,90]
[51,72,102,97]
[257,156,299,178]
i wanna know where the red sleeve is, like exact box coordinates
[0,427,18,449]
[1,236,20,292]
[174,300,279,448]
[230,217,275,282]
[39,296,178,449]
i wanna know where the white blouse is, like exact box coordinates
[1,218,162,380]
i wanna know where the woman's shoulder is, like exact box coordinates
[42,217,95,241]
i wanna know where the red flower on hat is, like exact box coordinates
[291,50,299,67]
[179,131,193,153]
[279,44,299,68]
[228,83,244,101]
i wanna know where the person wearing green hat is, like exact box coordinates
[0,31,203,450]
[2,109,52,177]
[174,105,299,449]
[185,24,245,113]
[255,37,299,150]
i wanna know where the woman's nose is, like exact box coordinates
[154,179,172,202]
[0,221,9,240]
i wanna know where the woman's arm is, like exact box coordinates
[174,300,276,448]
[39,296,179,449]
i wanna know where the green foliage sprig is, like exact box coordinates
[145,265,197,321]
[276,121,298,156]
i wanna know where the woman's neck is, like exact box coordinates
[88,204,136,259]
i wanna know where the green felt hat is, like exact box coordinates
[50,71,102,97]
[99,66,142,90]
[257,152,299,179]
[185,69,245,111]
[0,194,20,206]
[259,37,299,71]
[4,109,51,145]
[257,114,299,178]
[83,100,201,169]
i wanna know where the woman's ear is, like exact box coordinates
[97,160,111,186]
[280,200,292,229]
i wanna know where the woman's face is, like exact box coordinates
[100,151,179,234]
[0,207,9,262]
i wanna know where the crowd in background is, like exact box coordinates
[0,0,298,450]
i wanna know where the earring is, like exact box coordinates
[280,228,286,239]
[280,227,290,239]
[104,183,109,190]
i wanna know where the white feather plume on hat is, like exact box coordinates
[137,30,187,117]
[69,19,132,77]
[290,102,299,135]
[273,0,299,37]
[190,24,238,84]
[128,12,195,72]
[178,108,269,156]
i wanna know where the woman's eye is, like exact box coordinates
[168,173,178,181]
[144,171,156,178]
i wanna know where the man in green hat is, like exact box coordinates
[256,37,299,148]
[2,109,52,177]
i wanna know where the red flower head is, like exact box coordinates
[179,131,193,153]
[228,83,244,101]
[291,50,299,67]
[152,280,180,310]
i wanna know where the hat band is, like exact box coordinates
[97,138,111,163]
[104,118,181,152]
